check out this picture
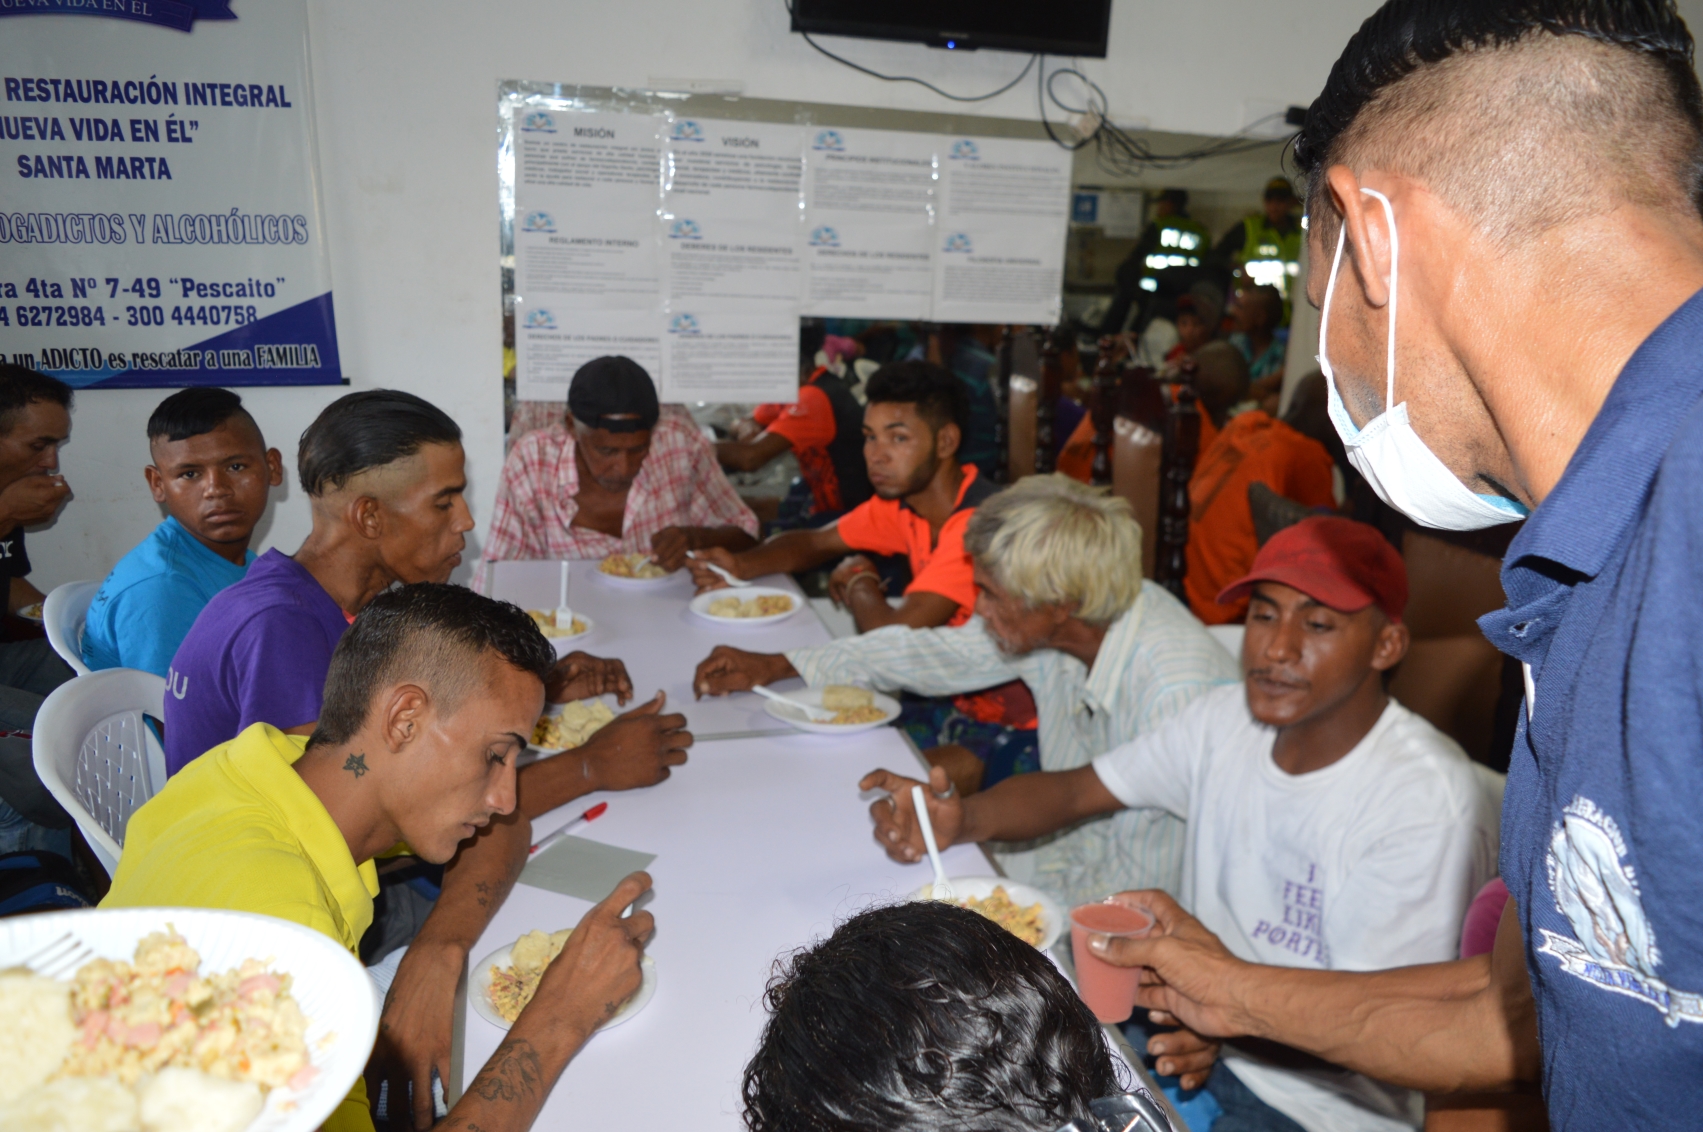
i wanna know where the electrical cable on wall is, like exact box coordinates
[783,1,1300,172]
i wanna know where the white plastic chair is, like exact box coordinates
[43,579,100,677]
[32,669,168,876]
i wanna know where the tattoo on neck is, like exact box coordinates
[470,1037,543,1104]
[343,752,368,779]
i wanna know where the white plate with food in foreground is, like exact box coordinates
[909,876,1065,953]
[470,933,656,1033]
[687,586,799,626]
[761,684,899,734]
[0,906,378,1132]
[526,609,593,643]
[16,601,42,622]
[595,553,680,587]
[528,698,617,757]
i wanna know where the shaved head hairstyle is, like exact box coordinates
[1295,0,1703,242]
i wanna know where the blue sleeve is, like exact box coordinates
[104,577,205,679]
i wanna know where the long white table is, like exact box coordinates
[485,559,834,739]
[459,727,991,1128]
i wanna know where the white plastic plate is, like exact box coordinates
[760,685,899,735]
[0,906,378,1132]
[909,875,1066,953]
[469,939,656,1033]
[688,586,800,626]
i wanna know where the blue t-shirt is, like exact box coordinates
[82,516,253,679]
[1480,289,1703,1128]
[163,548,349,775]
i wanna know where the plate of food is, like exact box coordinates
[761,684,899,734]
[0,906,378,1132]
[687,586,799,625]
[595,553,679,587]
[526,609,593,643]
[530,698,616,756]
[470,929,656,1033]
[909,876,1065,953]
[15,601,42,623]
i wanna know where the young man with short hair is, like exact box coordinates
[690,360,988,634]
[82,387,284,677]
[865,516,1496,1132]
[694,475,1236,899]
[478,355,758,586]
[106,583,656,1132]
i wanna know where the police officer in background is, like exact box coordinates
[1214,177,1304,317]
[1098,188,1213,335]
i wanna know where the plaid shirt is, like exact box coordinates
[475,411,757,591]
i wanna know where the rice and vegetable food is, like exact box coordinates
[487,929,573,1024]
[599,553,669,579]
[950,885,1046,947]
[527,609,587,638]
[705,594,793,618]
[0,928,313,1132]
[532,700,616,750]
[818,685,886,725]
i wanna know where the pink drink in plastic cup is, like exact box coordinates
[1070,901,1156,1023]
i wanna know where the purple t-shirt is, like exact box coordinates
[163,549,349,774]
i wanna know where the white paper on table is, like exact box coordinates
[662,117,805,223]
[662,217,802,306]
[516,301,663,402]
[513,110,663,309]
[660,308,798,402]
[933,135,1072,323]
[801,128,937,318]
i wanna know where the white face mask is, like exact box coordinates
[1316,188,1529,530]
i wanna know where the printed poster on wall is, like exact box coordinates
[512,106,662,402]
[0,0,340,388]
[931,135,1072,324]
[801,127,935,319]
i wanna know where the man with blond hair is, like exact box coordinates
[693,475,1236,906]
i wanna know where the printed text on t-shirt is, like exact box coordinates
[1252,863,1329,966]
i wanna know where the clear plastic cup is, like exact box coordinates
[1069,900,1156,1023]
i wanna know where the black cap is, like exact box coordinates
[567,356,660,433]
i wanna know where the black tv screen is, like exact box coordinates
[790,0,1112,58]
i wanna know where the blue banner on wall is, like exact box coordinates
[0,0,342,388]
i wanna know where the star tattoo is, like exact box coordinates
[343,752,368,779]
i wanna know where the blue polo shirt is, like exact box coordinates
[82,516,253,679]
[1481,289,1703,1128]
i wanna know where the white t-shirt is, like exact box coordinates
[1092,684,1500,1132]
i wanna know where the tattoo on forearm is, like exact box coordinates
[469,1037,543,1104]
[343,752,369,779]
[475,880,492,908]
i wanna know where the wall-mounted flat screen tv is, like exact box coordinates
[790,0,1113,58]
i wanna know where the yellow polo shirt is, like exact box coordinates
[103,722,379,1132]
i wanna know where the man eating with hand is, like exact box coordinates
[477,355,757,583]
[863,516,1497,1132]
[106,583,656,1132]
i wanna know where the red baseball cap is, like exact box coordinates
[1217,515,1407,621]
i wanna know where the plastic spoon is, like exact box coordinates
[555,561,576,634]
[752,683,837,722]
[911,784,952,900]
[690,551,752,587]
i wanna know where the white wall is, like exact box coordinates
[31,0,1380,590]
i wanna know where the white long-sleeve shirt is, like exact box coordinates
[787,582,1238,907]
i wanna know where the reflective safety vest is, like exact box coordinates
[1238,213,1303,299]
[1142,217,1212,278]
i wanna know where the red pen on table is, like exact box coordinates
[529,801,607,856]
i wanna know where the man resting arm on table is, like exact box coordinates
[106,583,655,1132]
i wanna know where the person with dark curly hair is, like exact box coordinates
[742,900,1152,1132]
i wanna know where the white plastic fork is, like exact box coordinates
[911,784,953,900]
[7,929,95,978]
[751,683,837,722]
[691,551,752,587]
[554,560,576,634]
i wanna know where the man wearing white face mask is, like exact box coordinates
[1066,3,1703,1130]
